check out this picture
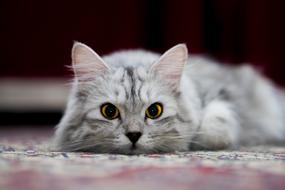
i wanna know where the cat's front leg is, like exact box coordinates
[194,100,240,150]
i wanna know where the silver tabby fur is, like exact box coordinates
[54,42,285,154]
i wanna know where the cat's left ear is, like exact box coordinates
[150,44,188,91]
[71,42,110,81]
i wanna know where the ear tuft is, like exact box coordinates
[151,44,188,91]
[71,42,109,80]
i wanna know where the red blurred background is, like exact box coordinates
[1,0,285,83]
[0,0,285,125]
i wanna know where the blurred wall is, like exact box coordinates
[0,0,285,84]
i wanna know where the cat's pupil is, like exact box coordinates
[145,103,163,119]
[101,103,119,120]
[148,105,158,116]
[105,104,116,117]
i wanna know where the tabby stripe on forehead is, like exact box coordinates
[123,85,129,100]
[120,69,129,100]
[126,67,136,104]
[137,82,143,101]
[120,68,126,83]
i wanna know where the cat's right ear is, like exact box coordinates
[150,44,188,92]
[71,42,110,81]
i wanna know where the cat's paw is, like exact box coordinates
[196,100,240,150]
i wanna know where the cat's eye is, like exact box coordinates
[145,102,163,119]
[100,103,120,120]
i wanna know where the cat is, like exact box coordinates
[53,42,285,154]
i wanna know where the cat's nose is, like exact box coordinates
[126,132,142,144]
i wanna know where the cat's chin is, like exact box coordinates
[113,144,175,155]
[118,144,147,155]
[73,144,177,155]
[104,143,150,155]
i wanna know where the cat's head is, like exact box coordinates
[54,42,199,154]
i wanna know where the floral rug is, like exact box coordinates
[0,128,285,190]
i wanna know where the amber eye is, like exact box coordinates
[145,102,163,119]
[100,103,120,120]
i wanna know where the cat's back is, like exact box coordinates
[185,54,253,86]
[184,54,276,107]
[185,54,285,144]
[184,54,278,103]
[184,55,254,102]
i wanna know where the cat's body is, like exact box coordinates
[54,43,285,154]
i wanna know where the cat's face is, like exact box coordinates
[55,42,194,154]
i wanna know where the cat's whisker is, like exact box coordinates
[57,136,116,152]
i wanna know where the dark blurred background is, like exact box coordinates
[0,0,285,125]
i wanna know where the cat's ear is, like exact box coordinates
[150,44,188,91]
[71,42,110,80]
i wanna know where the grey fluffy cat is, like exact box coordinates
[54,42,285,154]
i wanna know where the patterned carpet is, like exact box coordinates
[0,128,285,190]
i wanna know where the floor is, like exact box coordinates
[0,127,285,190]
